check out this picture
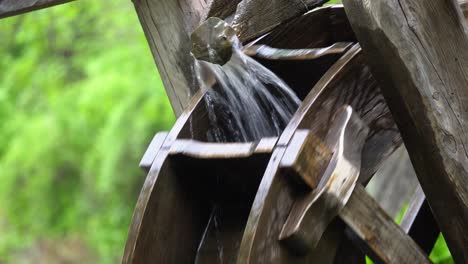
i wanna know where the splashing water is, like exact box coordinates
[193,29,301,142]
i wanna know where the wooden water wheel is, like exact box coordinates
[122,6,440,263]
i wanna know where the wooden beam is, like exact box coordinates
[342,0,468,261]
[0,0,75,19]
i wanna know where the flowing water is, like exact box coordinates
[191,18,302,263]
[193,28,301,142]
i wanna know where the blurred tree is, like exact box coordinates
[0,1,174,263]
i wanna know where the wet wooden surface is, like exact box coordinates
[168,137,277,159]
[277,44,401,181]
[343,0,468,261]
[250,6,355,100]
[250,5,356,49]
[243,42,352,61]
[232,0,328,42]
[124,136,274,263]
[206,0,242,20]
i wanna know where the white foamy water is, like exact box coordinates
[195,48,301,142]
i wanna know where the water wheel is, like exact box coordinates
[123,5,438,263]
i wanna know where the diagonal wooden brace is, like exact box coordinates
[279,106,430,263]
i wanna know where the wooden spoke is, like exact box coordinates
[341,186,430,264]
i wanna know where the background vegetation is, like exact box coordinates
[0,0,454,263]
[0,1,174,262]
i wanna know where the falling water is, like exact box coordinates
[192,19,301,143]
[191,17,301,263]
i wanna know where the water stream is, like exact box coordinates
[193,19,301,142]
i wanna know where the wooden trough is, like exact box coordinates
[122,5,441,264]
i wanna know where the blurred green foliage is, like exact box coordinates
[0,1,174,262]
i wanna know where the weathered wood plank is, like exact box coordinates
[232,0,328,42]
[341,186,430,264]
[131,0,205,115]
[0,0,75,18]
[279,107,369,254]
[342,0,468,261]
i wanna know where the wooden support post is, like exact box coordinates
[342,0,468,261]
[0,0,75,18]
[130,0,206,115]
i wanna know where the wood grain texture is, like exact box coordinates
[232,0,328,42]
[0,0,75,18]
[206,0,242,20]
[124,86,274,262]
[131,0,204,115]
[342,0,468,261]
[341,186,430,264]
